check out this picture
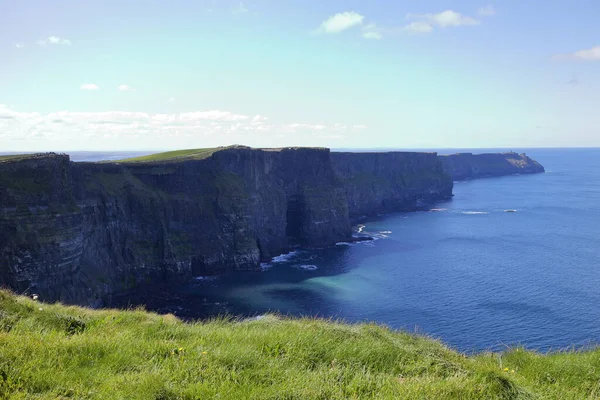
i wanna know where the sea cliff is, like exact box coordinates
[0,147,545,305]
[0,147,453,305]
[439,152,545,181]
[332,151,453,219]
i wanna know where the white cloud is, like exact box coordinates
[573,46,600,60]
[233,2,248,14]
[403,21,434,34]
[362,31,382,40]
[15,43,25,48]
[37,36,71,46]
[0,104,366,148]
[318,11,364,33]
[252,115,268,122]
[408,10,480,28]
[179,110,250,122]
[404,10,479,33]
[555,46,600,61]
[362,24,382,40]
[80,84,100,90]
[478,5,496,16]
[118,84,133,91]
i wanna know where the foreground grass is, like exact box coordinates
[0,291,599,399]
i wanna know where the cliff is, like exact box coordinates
[439,152,545,181]
[0,147,355,305]
[331,152,453,219]
[0,148,547,305]
[1,147,455,305]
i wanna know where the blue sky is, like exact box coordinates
[1,0,599,151]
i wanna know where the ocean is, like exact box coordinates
[5,148,599,353]
[154,148,600,353]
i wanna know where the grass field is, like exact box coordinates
[1,290,599,399]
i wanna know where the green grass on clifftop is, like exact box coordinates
[115,148,223,163]
[1,290,599,399]
[0,154,48,163]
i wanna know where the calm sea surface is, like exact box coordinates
[177,148,600,353]
[5,148,600,352]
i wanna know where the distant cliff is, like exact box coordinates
[439,152,545,181]
[0,147,452,306]
[332,152,453,219]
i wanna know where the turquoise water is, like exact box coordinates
[167,148,600,352]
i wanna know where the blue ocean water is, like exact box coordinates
[172,148,600,353]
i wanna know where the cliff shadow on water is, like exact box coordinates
[0,147,543,309]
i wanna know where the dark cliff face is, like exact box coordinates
[0,148,544,306]
[0,148,353,305]
[0,154,86,301]
[0,147,455,306]
[331,152,453,219]
[439,152,545,181]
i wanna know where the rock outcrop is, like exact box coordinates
[439,152,545,181]
[331,152,453,219]
[1,147,543,306]
[0,148,351,305]
[0,147,454,305]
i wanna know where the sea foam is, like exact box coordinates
[295,265,318,271]
[271,250,301,263]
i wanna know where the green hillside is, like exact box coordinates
[0,290,598,399]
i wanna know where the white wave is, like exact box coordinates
[271,250,300,263]
[260,263,273,270]
[429,208,447,212]
[336,241,356,246]
[462,211,490,215]
[194,276,217,281]
[295,264,318,271]
[380,230,392,234]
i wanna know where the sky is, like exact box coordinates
[1,0,599,151]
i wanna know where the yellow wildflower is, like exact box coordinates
[503,367,509,371]
[202,351,208,355]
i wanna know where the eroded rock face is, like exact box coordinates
[0,147,456,306]
[0,149,351,305]
[331,152,453,219]
[439,152,545,181]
